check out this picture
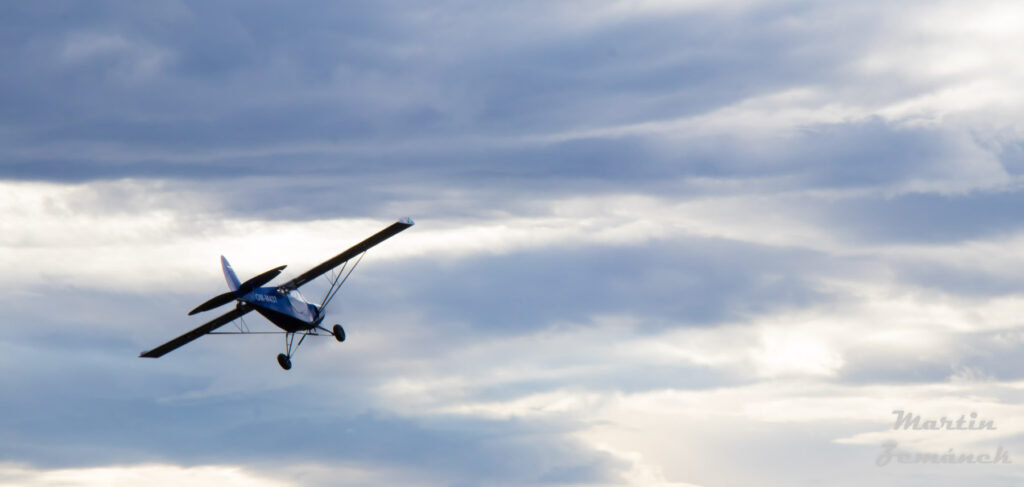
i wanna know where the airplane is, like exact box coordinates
[140,218,414,370]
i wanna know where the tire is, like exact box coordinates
[333,324,346,342]
[276,353,292,370]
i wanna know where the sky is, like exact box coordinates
[2,1,1024,486]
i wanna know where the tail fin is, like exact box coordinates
[221,255,241,292]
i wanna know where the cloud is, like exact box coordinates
[0,463,292,487]
[6,1,1024,486]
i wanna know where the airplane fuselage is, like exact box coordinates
[241,286,323,332]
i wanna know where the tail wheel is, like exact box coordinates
[333,324,346,342]
[276,353,292,370]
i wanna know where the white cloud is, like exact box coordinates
[0,462,447,487]
[0,181,815,291]
[0,463,292,487]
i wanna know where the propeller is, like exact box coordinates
[236,265,287,296]
[188,291,237,315]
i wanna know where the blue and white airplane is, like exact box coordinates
[141,218,414,370]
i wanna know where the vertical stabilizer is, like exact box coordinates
[221,255,241,292]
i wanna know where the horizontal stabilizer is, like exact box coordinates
[188,291,236,316]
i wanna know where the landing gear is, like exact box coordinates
[276,353,292,370]
[277,331,306,371]
[275,325,344,370]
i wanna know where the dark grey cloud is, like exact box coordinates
[785,118,985,188]
[806,188,1024,245]
[3,0,986,198]
[349,238,837,333]
[9,117,1004,238]
[891,261,1024,298]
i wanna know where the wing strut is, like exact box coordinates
[319,251,366,311]
[140,305,253,358]
[278,218,413,292]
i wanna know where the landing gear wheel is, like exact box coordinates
[332,324,346,342]
[277,353,292,370]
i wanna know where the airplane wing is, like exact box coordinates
[277,218,414,292]
[140,305,253,358]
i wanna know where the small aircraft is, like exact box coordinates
[140,218,414,370]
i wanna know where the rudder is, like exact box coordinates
[221,255,241,292]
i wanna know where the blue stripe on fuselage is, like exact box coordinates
[240,287,322,332]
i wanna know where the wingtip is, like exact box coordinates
[398,217,415,226]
